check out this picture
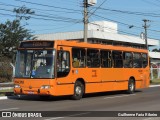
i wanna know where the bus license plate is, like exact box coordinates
[28,91,34,94]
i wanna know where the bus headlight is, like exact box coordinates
[40,85,51,89]
[14,84,21,88]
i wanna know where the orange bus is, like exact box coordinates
[14,40,150,100]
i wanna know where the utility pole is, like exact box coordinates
[83,0,96,42]
[84,0,88,42]
[142,19,150,50]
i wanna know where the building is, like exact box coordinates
[149,52,160,65]
[35,21,158,48]
[35,21,160,61]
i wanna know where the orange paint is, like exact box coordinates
[14,40,149,97]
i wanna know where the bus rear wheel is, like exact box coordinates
[72,81,84,100]
[127,79,135,94]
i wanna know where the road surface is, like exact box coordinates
[0,86,160,120]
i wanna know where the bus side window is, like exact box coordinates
[133,53,142,68]
[142,53,148,68]
[87,49,100,68]
[72,48,86,68]
[112,51,123,68]
[100,50,112,68]
[123,52,133,68]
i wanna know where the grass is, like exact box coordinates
[0,88,13,92]
[150,78,160,85]
[0,88,13,96]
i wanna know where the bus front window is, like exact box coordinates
[15,50,55,78]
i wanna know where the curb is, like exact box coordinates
[0,85,160,100]
[149,84,160,87]
[0,96,17,100]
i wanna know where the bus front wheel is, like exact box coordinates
[72,81,84,100]
[127,79,135,94]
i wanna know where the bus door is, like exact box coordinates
[55,46,73,95]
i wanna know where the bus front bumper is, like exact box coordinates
[14,87,53,96]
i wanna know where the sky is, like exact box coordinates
[1,0,160,47]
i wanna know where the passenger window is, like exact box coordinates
[133,53,142,68]
[87,49,100,68]
[123,52,133,68]
[100,50,112,68]
[142,53,148,68]
[112,51,123,68]
[72,48,86,68]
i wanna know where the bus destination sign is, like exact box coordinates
[20,41,54,48]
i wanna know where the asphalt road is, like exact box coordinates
[0,86,160,120]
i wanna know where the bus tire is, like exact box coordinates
[127,79,135,94]
[72,81,84,100]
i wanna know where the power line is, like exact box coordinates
[0,2,81,14]
[1,4,159,34]
[93,13,135,27]
[93,13,160,33]
[1,0,160,40]
[48,0,81,6]
[88,0,108,18]
[14,0,80,12]
[0,12,82,23]
[33,22,80,32]
[97,7,160,17]
[89,22,139,36]
[0,7,82,23]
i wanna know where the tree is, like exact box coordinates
[0,20,35,57]
[13,5,35,21]
[0,6,35,58]
[152,48,160,52]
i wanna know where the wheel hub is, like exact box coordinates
[130,83,134,91]
[75,86,82,95]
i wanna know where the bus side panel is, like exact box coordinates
[100,68,128,91]
[114,68,131,91]
[53,84,74,96]
[85,68,128,93]
[142,67,150,88]
[135,67,150,89]
[115,81,128,91]
[114,68,150,91]
[72,68,102,93]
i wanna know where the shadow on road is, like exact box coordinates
[7,90,142,102]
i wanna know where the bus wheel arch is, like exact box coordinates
[127,77,135,94]
[71,78,85,100]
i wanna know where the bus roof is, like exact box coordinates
[20,40,148,53]
[55,40,148,53]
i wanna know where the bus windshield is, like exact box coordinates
[15,50,55,78]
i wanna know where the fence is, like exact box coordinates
[150,66,160,81]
